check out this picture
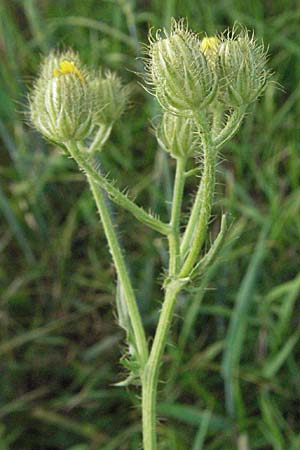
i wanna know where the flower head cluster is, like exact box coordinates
[29,20,271,156]
[29,50,130,144]
[145,20,271,115]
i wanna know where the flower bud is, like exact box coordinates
[90,71,130,125]
[29,50,94,143]
[146,19,217,116]
[156,112,199,159]
[218,30,270,107]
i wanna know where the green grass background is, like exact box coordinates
[1,0,300,449]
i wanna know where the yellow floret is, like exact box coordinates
[201,37,220,55]
[53,60,84,82]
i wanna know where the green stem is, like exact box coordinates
[168,157,187,276]
[66,141,148,366]
[141,156,187,449]
[66,142,170,235]
[180,171,204,260]
[180,106,246,257]
[179,121,216,278]
[142,280,183,450]
[88,176,148,365]
[180,115,213,260]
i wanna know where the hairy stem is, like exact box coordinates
[66,141,171,235]
[180,115,215,260]
[180,171,205,260]
[67,141,148,366]
[142,280,183,450]
[179,115,216,278]
[89,177,148,365]
[142,156,187,449]
[168,157,187,275]
[180,107,242,263]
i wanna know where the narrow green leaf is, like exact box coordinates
[222,225,269,417]
[259,391,285,450]
[262,327,300,378]
[158,403,231,431]
[192,409,212,450]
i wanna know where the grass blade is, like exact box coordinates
[192,409,212,450]
[222,224,270,417]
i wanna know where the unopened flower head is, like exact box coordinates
[218,28,271,107]
[146,19,217,116]
[29,50,95,143]
[90,70,130,125]
[156,112,199,159]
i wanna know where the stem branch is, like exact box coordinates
[142,155,187,449]
[180,115,215,261]
[88,176,148,365]
[179,115,216,278]
[168,157,187,276]
[67,141,148,366]
[66,142,170,235]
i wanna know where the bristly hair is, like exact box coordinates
[143,17,202,91]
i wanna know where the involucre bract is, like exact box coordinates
[218,29,271,107]
[90,71,131,125]
[156,112,199,159]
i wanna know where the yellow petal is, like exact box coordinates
[53,60,84,82]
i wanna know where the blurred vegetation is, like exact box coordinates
[1,0,300,449]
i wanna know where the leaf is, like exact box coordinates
[222,224,269,417]
[259,391,285,450]
[191,213,228,280]
[192,409,212,450]
[114,279,141,386]
[158,402,231,431]
[262,326,300,378]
